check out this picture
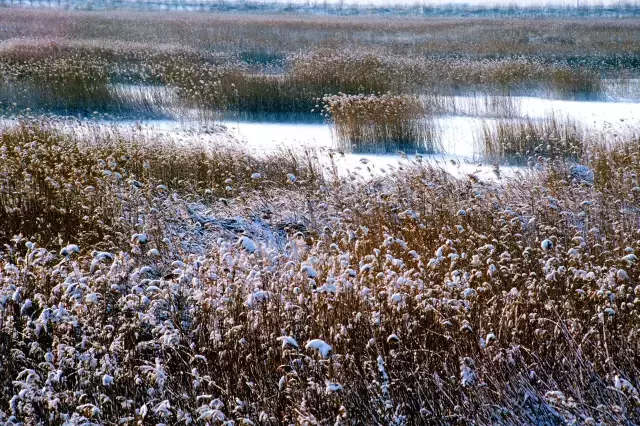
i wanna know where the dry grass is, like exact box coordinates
[0,10,634,117]
[0,118,321,248]
[3,9,638,61]
[0,119,639,424]
[0,8,639,424]
[322,93,441,154]
[475,116,585,164]
[588,134,640,195]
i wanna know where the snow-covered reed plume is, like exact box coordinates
[1,114,640,424]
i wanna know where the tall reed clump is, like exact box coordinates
[550,66,603,98]
[0,37,609,119]
[290,50,393,95]
[475,116,585,164]
[0,40,117,114]
[322,93,440,154]
[588,135,640,194]
[164,50,397,116]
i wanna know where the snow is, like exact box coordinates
[460,357,476,387]
[617,269,630,281]
[386,333,400,343]
[390,293,403,303]
[325,382,343,394]
[462,288,477,299]
[305,339,332,358]
[102,374,114,386]
[570,164,595,183]
[12,287,22,303]
[300,263,318,279]
[131,233,148,244]
[238,236,257,253]
[317,283,337,294]
[541,239,554,250]
[245,290,270,308]
[171,260,186,268]
[90,251,114,273]
[60,244,80,257]
[276,336,299,349]
[84,293,100,304]
[377,355,388,380]
[614,375,639,396]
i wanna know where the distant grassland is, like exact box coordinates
[0,9,638,117]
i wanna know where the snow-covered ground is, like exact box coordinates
[94,92,639,177]
[6,90,637,180]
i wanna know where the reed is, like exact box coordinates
[322,93,441,154]
[1,119,640,424]
[588,134,640,194]
[475,116,585,164]
[0,118,321,248]
[0,10,630,117]
[2,7,640,426]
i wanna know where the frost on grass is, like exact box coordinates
[1,119,640,424]
[237,236,257,253]
[277,336,299,349]
[305,339,333,358]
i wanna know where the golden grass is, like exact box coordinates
[475,116,585,164]
[322,93,441,154]
[0,10,630,117]
[1,119,640,424]
[0,10,638,422]
[0,118,321,248]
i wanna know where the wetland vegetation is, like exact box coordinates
[1,4,640,425]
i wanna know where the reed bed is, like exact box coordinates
[588,135,640,194]
[5,46,600,117]
[0,10,632,117]
[0,118,321,248]
[0,53,115,113]
[322,93,441,154]
[1,6,640,425]
[422,92,523,118]
[0,119,640,424]
[475,116,585,164]
[4,8,639,63]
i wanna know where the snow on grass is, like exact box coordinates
[277,336,299,349]
[238,236,257,253]
[305,339,332,358]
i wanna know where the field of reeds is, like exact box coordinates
[5,0,640,17]
[475,116,585,164]
[0,9,638,120]
[0,118,640,424]
[1,3,640,424]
